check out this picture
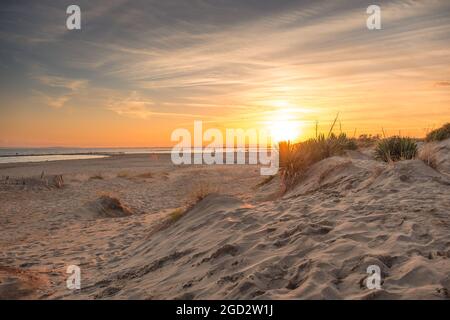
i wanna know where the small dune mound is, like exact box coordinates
[150,193,243,235]
[287,150,450,199]
[185,193,243,218]
[287,156,382,196]
[370,159,444,186]
[89,195,133,218]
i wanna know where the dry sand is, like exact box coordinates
[0,141,450,300]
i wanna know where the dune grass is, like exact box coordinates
[136,171,153,179]
[189,183,217,203]
[426,123,450,142]
[89,173,104,180]
[168,208,185,222]
[152,184,216,233]
[279,128,357,189]
[355,134,381,148]
[374,136,417,162]
[166,185,214,224]
[116,171,130,178]
[418,143,438,169]
[94,193,133,217]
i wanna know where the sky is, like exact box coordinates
[0,0,449,147]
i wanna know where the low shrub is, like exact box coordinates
[279,132,357,188]
[375,136,417,162]
[426,123,450,142]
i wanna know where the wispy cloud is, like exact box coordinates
[106,91,153,118]
[32,90,71,109]
[30,71,88,108]
[34,74,87,91]
[434,81,450,87]
[0,0,449,145]
[105,91,222,120]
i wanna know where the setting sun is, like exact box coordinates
[267,108,302,142]
[269,120,301,143]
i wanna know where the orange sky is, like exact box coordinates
[0,0,449,147]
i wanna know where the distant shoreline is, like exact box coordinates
[0,149,272,165]
[0,147,173,157]
[0,147,270,157]
[0,152,124,158]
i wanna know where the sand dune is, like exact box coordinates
[83,195,134,219]
[0,140,449,299]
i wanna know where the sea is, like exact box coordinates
[0,147,172,164]
[0,147,268,164]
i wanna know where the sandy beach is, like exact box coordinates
[1,0,450,307]
[1,139,449,300]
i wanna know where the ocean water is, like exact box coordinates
[0,147,172,157]
[0,147,270,164]
[0,154,108,164]
[0,147,172,164]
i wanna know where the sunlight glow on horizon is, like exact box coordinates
[266,107,303,143]
[0,1,449,147]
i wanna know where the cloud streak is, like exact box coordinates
[0,0,449,145]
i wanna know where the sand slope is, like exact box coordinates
[76,142,450,299]
[1,141,450,299]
